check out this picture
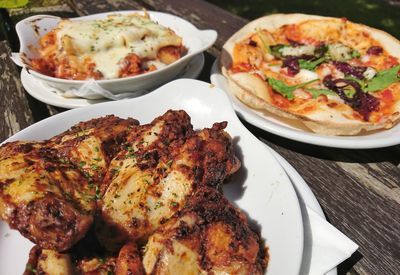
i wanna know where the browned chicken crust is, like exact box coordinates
[97,111,240,250]
[143,187,267,274]
[24,242,145,275]
[1,110,267,274]
[0,115,138,251]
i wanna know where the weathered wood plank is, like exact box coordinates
[71,0,151,16]
[0,41,34,142]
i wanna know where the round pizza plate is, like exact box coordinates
[210,59,400,149]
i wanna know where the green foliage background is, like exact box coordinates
[207,0,400,38]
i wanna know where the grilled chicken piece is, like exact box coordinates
[115,242,145,275]
[97,110,193,249]
[0,116,137,251]
[47,115,139,185]
[97,110,240,250]
[24,242,144,275]
[24,246,75,275]
[143,187,267,274]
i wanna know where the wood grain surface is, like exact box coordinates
[1,0,399,274]
[0,41,34,141]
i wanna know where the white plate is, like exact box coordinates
[0,79,303,275]
[21,53,204,109]
[14,11,216,95]
[272,150,337,275]
[210,60,400,149]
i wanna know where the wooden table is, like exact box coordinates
[1,1,399,274]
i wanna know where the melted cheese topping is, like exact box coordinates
[55,13,182,79]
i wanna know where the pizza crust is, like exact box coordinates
[221,13,400,136]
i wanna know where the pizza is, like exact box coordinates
[221,13,400,135]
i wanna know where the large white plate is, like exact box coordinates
[0,79,303,275]
[210,60,400,149]
[21,53,204,109]
[272,150,337,275]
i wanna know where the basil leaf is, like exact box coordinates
[306,88,336,98]
[298,57,325,71]
[268,78,319,100]
[365,65,400,92]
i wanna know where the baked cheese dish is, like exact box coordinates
[30,12,185,80]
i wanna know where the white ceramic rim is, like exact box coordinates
[0,79,303,275]
[15,10,217,84]
[210,59,400,149]
[271,149,337,275]
[20,53,205,109]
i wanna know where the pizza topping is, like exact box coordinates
[364,65,400,92]
[294,69,320,83]
[298,57,325,71]
[280,45,316,57]
[367,46,383,56]
[323,75,379,120]
[362,67,377,80]
[305,88,336,98]
[270,42,362,77]
[269,44,285,58]
[267,78,318,100]
[326,43,359,61]
[255,29,274,57]
[228,20,400,129]
[333,61,367,79]
[248,40,257,47]
[282,56,301,76]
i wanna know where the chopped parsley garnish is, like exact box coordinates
[111,167,121,175]
[154,202,163,210]
[26,264,37,273]
[166,160,173,168]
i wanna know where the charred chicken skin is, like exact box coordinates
[97,111,240,249]
[1,110,267,274]
[0,116,137,251]
[24,242,144,275]
[143,187,267,274]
